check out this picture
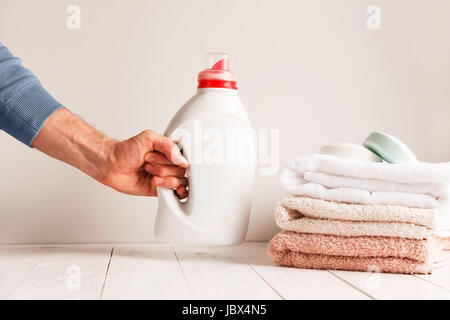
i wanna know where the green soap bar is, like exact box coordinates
[363,131,417,164]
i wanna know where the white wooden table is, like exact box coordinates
[1,242,449,300]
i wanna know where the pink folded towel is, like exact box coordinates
[269,231,444,262]
[269,250,434,274]
[268,231,450,274]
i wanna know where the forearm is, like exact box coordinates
[32,108,116,183]
[1,43,188,198]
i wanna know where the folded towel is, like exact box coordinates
[280,196,450,230]
[282,153,450,184]
[268,250,435,274]
[268,231,450,274]
[280,154,450,208]
[304,171,449,199]
[275,200,432,239]
[269,231,446,262]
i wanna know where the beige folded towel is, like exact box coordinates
[281,196,448,229]
[275,200,432,239]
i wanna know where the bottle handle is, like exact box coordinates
[156,142,207,232]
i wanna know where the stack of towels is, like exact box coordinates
[268,154,450,274]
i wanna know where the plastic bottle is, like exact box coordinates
[153,53,255,245]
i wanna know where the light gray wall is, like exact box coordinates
[1,0,449,244]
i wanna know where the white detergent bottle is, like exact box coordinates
[154,53,255,246]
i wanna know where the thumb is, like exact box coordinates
[153,135,189,167]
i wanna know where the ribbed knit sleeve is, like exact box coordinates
[0,41,63,146]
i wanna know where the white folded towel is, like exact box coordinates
[280,154,450,209]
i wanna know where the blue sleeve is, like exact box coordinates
[0,41,63,147]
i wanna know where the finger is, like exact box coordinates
[144,152,173,165]
[153,136,189,168]
[152,176,188,189]
[144,163,186,177]
[176,185,188,199]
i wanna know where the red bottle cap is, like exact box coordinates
[197,53,237,90]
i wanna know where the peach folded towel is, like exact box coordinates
[269,231,443,262]
[268,231,450,274]
[269,250,434,274]
[275,199,433,239]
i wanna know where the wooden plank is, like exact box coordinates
[236,242,371,300]
[101,244,191,300]
[2,243,448,300]
[0,247,52,299]
[416,252,450,292]
[173,245,281,300]
[8,246,112,300]
[330,269,450,300]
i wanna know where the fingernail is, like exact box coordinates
[170,147,189,166]
[180,154,189,164]
[180,156,189,166]
[154,177,164,185]
[145,153,153,162]
[174,155,187,166]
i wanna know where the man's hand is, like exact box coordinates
[32,108,189,198]
[104,130,189,197]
